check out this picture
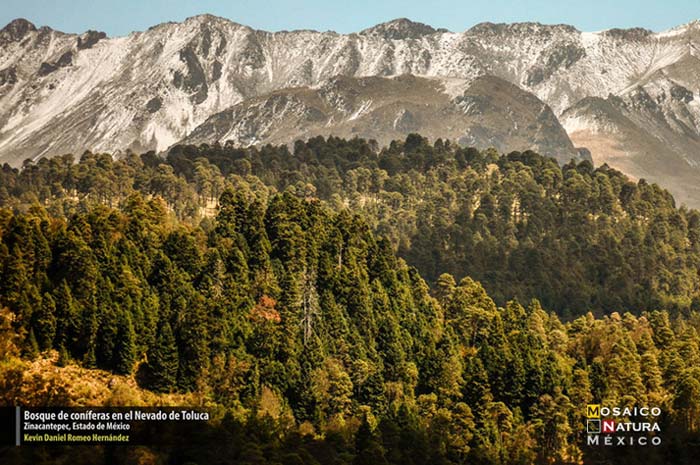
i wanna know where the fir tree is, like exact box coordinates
[114,312,136,375]
[148,321,178,392]
[33,293,56,351]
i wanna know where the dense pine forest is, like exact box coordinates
[5,135,700,316]
[2,136,700,464]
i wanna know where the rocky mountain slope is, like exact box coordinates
[1,15,700,204]
[560,26,700,205]
[182,74,580,163]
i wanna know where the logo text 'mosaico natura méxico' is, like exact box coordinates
[586,404,662,446]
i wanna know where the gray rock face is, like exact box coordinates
[0,18,37,43]
[77,30,107,50]
[2,15,700,204]
[359,18,442,40]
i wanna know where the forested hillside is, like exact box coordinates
[2,137,700,464]
[4,135,700,315]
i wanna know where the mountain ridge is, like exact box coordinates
[10,15,700,38]
[2,15,700,204]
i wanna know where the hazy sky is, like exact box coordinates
[2,0,698,37]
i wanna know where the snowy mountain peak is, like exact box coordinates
[1,18,37,42]
[656,20,700,39]
[182,13,245,30]
[467,21,579,36]
[602,27,653,41]
[360,18,442,39]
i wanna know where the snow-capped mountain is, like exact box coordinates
[1,15,700,204]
